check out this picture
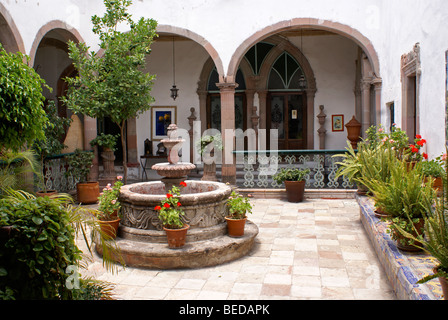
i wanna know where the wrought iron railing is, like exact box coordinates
[233,149,355,189]
[41,152,79,193]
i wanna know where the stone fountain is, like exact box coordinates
[95,124,258,269]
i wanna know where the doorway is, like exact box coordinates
[268,92,307,150]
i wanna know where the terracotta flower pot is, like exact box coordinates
[163,224,189,248]
[98,218,121,239]
[434,267,448,300]
[36,190,58,198]
[285,180,306,203]
[225,216,247,237]
[76,181,100,204]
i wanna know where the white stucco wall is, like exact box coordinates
[2,0,448,157]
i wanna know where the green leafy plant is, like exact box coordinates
[0,195,82,299]
[394,150,448,283]
[61,0,158,183]
[154,182,187,229]
[422,158,444,179]
[97,176,123,221]
[65,149,95,183]
[273,167,310,184]
[226,190,252,220]
[0,149,40,195]
[90,133,120,151]
[0,44,49,151]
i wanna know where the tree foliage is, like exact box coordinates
[0,44,49,151]
[61,0,158,182]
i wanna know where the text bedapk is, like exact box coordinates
[224,304,270,315]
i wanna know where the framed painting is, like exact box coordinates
[332,114,344,132]
[151,106,177,140]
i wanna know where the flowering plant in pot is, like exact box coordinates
[405,134,428,163]
[273,167,310,202]
[225,190,252,237]
[96,176,123,239]
[154,181,189,248]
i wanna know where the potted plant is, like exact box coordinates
[334,142,366,195]
[395,152,448,299]
[225,190,252,237]
[273,167,310,202]
[90,133,119,187]
[154,181,189,248]
[96,176,123,239]
[66,149,99,204]
[196,134,223,181]
[422,156,444,195]
[33,100,72,197]
[368,156,435,252]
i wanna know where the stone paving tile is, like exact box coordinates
[78,197,396,300]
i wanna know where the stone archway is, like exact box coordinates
[0,3,25,53]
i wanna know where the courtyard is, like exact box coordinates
[79,196,396,300]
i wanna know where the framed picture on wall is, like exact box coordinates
[332,114,344,132]
[151,106,177,140]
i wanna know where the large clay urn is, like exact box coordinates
[345,116,362,149]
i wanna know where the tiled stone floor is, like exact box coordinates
[78,197,397,300]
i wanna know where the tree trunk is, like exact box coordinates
[118,120,128,184]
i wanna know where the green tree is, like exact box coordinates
[62,0,158,183]
[0,44,49,151]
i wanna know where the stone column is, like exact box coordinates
[83,115,98,181]
[245,89,255,130]
[257,90,268,130]
[306,88,317,149]
[372,77,382,127]
[197,89,208,133]
[217,82,238,185]
[361,79,371,139]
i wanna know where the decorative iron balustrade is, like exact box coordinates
[233,149,355,189]
[41,152,79,193]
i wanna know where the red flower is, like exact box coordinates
[409,145,419,153]
[154,206,161,210]
[415,134,422,139]
[163,203,170,208]
[166,193,173,198]
[177,202,182,207]
[423,152,428,160]
[416,139,426,146]
[179,181,187,187]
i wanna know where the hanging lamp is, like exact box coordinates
[170,36,179,100]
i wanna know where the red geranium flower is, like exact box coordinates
[154,205,161,210]
[177,202,182,207]
[409,145,419,153]
[423,152,428,160]
[416,139,426,146]
[180,181,187,187]
[415,134,422,139]
[166,193,173,198]
[163,203,170,208]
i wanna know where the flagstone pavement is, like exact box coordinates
[78,197,397,300]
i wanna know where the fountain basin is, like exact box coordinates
[119,180,232,232]
[151,162,196,178]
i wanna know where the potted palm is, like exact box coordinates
[154,181,189,248]
[273,167,310,202]
[66,149,99,204]
[225,190,252,237]
[96,176,123,239]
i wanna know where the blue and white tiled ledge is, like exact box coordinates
[357,194,444,300]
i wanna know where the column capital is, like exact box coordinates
[216,82,239,92]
